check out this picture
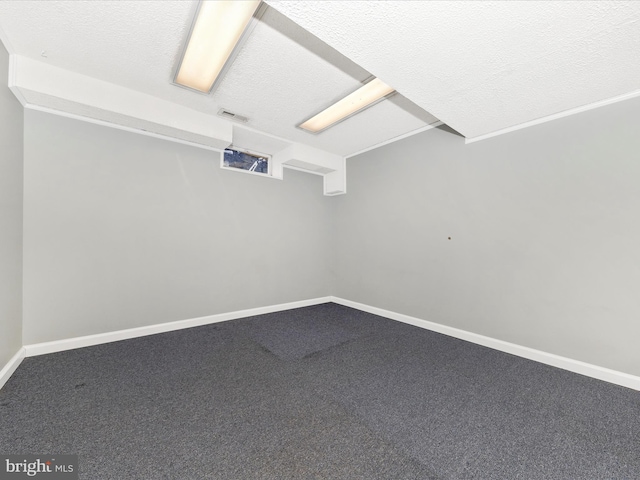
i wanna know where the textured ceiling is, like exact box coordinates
[0,0,438,156]
[1,1,638,150]
[267,0,640,140]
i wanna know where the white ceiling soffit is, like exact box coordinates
[266,0,640,140]
[0,1,439,157]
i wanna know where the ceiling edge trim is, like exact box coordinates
[10,55,233,146]
[465,88,640,144]
[345,121,443,159]
[273,143,346,195]
[8,55,27,106]
[281,163,326,177]
[233,122,295,149]
[0,23,14,53]
[25,104,224,153]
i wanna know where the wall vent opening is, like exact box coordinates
[217,108,248,123]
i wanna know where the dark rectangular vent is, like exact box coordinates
[217,108,248,123]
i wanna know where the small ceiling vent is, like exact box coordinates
[217,108,249,123]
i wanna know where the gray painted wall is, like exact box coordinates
[23,110,331,344]
[333,96,640,377]
[13,70,640,380]
[0,42,23,366]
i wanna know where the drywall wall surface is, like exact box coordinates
[332,96,640,377]
[0,43,23,366]
[23,110,331,344]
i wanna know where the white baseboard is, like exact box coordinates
[330,297,640,391]
[24,297,333,357]
[12,295,640,392]
[0,347,26,391]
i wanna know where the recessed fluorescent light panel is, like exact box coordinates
[299,78,396,134]
[175,0,264,94]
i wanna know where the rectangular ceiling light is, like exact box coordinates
[175,0,262,93]
[299,78,395,133]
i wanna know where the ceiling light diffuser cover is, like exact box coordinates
[175,0,262,93]
[299,78,396,133]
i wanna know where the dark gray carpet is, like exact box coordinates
[1,303,639,479]
[234,308,361,360]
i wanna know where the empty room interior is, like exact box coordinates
[1,1,640,478]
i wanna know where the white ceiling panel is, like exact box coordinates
[0,0,194,93]
[0,0,438,156]
[267,0,640,139]
[1,1,637,150]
